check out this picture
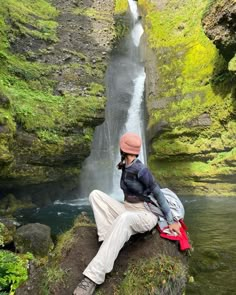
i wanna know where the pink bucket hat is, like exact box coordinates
[119,132,142,155]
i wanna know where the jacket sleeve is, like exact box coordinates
[138,168,174,225]
[152,185,174,224]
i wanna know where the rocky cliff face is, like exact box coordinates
[0,0,120,201]
[202,0,236,72]
[202,0,236,60]
[140,0,236,196]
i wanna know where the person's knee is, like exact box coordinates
[89,189,101,203]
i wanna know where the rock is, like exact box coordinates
[0,194,18,213]
[0,217,18,245]
[188,113,212,127]
[0,193,35,215]
[0,94,10,108]
[16,217,188,295]
[0,144,13,164]
[202,0,236,60]
[14,223,54,256]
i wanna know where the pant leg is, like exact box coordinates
[83,209,157,284]
[89,190,126,241]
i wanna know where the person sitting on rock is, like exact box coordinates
[73,132,181,295]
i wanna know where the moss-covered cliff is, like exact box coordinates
[139,0,236,196]
[0,0,123,199]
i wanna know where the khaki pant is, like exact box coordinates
[83,190,157,284]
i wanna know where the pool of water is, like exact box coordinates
[15,198,93,236]
[15,196,236,294]
[183,196,236,295]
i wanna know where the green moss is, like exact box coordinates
[115,0,128,14]
[87,82,105,96]
[36,130,64,144]
[9,86,105,131]
[0,143,13,164]
[117,255,187,295]
[139,0,236,196]
[1,0,58,41]
[228,54,236,72]
[210,147,236,166]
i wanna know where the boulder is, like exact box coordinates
[14,223,54,256]
[15,216,188,295]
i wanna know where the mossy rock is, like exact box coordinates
[14,223,54,257]
[0,219,17,245]
[0,193,36,216]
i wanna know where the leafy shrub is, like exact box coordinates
[0,250,33,295]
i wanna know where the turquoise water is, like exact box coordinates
[15,196,236,294]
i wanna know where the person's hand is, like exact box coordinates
[169,222,181,235]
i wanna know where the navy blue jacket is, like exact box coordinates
[120,158,174,224]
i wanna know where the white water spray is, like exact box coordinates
[128,0,139,21]
[68,0,147,204]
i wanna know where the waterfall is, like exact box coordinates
[76,0,146,203]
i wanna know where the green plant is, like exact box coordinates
[117,255,187,295]
[0,223,6,247]
[46,266,65,284]
[0,251,33,294]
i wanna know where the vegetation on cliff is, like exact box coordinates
[0,226,33,295]
[0,0,118,198]
[139,0,236,196]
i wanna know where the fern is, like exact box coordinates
[0,251,33,294]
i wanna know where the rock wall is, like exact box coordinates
[139,0,236,196]
[202,0,236,72]
[202,0,236,61]
[0,0,122,200]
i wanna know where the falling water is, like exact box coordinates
[77,0,146,202]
